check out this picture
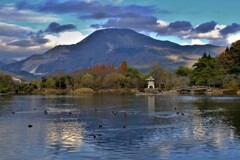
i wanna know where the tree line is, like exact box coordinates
[176,40,240,90]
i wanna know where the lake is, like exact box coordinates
[0,95,240,160]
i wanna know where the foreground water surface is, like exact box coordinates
[0,95,240,160]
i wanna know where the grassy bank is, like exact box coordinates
[29,88,138,95]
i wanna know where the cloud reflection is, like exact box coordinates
[47,121,85,152]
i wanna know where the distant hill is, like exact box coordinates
[3,28,225,75]
[0,59,17,67]
[0,61,4,67]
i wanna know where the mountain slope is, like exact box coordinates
[3,28,225,75]
[0,59,17,67]
[0,61,4,67]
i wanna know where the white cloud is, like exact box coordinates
[227,32,240,44]
[157,20,169,28]
[184,24,226,40]
[197,24,225,39]
[180,39,207,45]
[195,30,221,39]
[0,4,59,23]
[44,31,86,47]
[180,42,189,46]
[191,39,206,45]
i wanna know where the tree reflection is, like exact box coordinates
[0,96,13,113]
[194,98,240,136]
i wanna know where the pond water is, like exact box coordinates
[0,95,240,160]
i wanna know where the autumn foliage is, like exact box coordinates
[88,61,127,75]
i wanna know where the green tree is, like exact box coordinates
[176,66,192,77]
[64,75,74,89]
[190,53,224,86]
[41,77,57,89]
[0,74,15,93]
[93,76,103,89]
[125,67,142,88]
[15,83,37,93]
[56,77,67,89]
[217,40,240,74]
[81,73,94,88]
[103,73,126,88]
[137,74,148,91]
[223,79,240,89]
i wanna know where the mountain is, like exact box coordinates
[3,28,225,75]
[0,61,4,67]
[0,59,17,67]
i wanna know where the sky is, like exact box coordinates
[1,0,240,60]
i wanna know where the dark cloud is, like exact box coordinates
[0,4,58,23]
[1,21,77,49]
[195,21,217,33]
[80,12,140,19]
[0,22,30,38]
[92,18,193,38]
[168,21,193,32]
[153,21,193,37]
[16,0,157,18]
[92,15,158,31]
[81,12,110,19]
[220,23,240,35]
[8,37,49,47]
[45,22,76,33]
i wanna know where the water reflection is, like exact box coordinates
[0,96,13,112]
[194,98,240,136]
[47,121,85,152]
[0,95,240,160]
[147,96,155,112]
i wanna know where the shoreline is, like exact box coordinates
[1,88,240,96]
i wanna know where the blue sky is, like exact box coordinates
[0,0,240,60]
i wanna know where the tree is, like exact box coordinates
[117,61,128,73]
[56,77,67,89]
[41,77,56,89]
[176,66,192,77]
[59,75,74,89]
[125,67,141,88]
[0,74,15,93]
[102,73,126,88]
[223,79,239,89]
[93,76,103,89]
[137,74,148,91]
[217,40,240,74]
[149,65,169,89]
[15,83,37,94]
[190,53,224,86]
[81,73,94,88]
